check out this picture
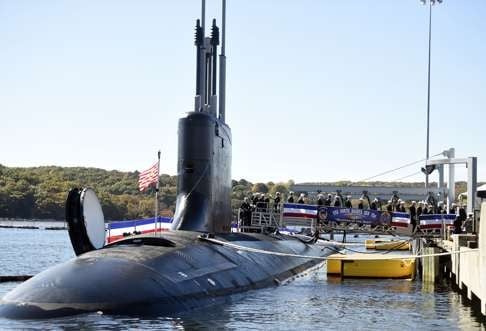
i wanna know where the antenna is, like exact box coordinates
[218,0,226,122]
[194,0,207,112]
[193,0,226,122]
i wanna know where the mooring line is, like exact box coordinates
[199,236,479,261]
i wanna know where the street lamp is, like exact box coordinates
[421,0,443,192]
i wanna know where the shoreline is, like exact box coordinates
[0,219,67,230]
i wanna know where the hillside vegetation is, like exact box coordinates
[0,164,471,221]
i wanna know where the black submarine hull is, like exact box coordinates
[0,231,331,319]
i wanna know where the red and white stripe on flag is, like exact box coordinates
[138,162,159,192]
[390,212,410,228]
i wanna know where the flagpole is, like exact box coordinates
[155,150,161,235]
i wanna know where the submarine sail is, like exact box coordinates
[172,12,231,233]
[0,0,334,319]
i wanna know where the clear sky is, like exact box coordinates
[1,1,485,184]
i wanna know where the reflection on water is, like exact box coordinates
[0,228,484,330]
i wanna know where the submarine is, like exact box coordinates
[0,0,334,319]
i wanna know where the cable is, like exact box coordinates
[184,162,210,199]
[392,171,423,182]
[199,235,479,260]
[357,152,443,182]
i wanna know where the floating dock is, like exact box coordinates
[327,253,415,279]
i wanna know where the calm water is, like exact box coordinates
[0,228,484,330]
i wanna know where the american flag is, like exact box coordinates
[138,162,159,192]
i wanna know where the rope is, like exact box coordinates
[200,236,334,259]
[184,162,210,199]
[199,235,479,261]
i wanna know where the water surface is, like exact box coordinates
[0,228,483,330]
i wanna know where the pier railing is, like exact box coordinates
[236,203,461,237]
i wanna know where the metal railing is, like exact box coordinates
[237,206,281,232]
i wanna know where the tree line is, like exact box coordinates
[0,164,472,221]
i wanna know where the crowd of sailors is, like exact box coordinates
[239,191,469,233]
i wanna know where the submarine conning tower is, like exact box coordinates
[171,0,232,233]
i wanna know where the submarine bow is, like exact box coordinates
[0,0,334,319]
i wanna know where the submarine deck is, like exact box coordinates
[0,230,332,318]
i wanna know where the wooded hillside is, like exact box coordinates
[0,164,472,221]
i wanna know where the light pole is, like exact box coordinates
[421,0,442,192]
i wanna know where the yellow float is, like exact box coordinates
[327,253,415,279]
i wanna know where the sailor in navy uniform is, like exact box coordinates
[370,198,378,211]
[325,194,332,206]
[437,201,446,214]
[287,191,295,203]
[240,197,252,226]
[264,194,270,210]
[297,193,305,204]
[398,201,406,213]
[252,193,259,207]
[256,193,266,211]
[417,201,424,218]
[449,203,457,215]
[273,192,281,212]
[410,201,417,232]
[344,196,352,208]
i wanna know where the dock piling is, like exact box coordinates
[422,247,440,283]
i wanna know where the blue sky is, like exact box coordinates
[1,1,484,183]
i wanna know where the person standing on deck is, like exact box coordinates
[358,198,364,210]
[273,192,281,212]
[287,192,295,203]
[437,201,445,214]
[264,194,270,210]
[422,203,428,215]
[252,193,259,207]
[386,200,393,213]
[410,201,417,232]
[394,199,402,212]
[370,198,378,211]
[240,197,252,226]
[297,193,305,204]
[344,196,352,208]
[454,207,467,234]
[325,194,332,206]
[398,201,406,213]
[317,194,325,207]
[333,196,342,207]
[449,203,457,215]
[256,193,266,211]
[417,201,424,219]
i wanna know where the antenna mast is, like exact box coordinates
[218,0,226,122]
[193,0,226,123]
